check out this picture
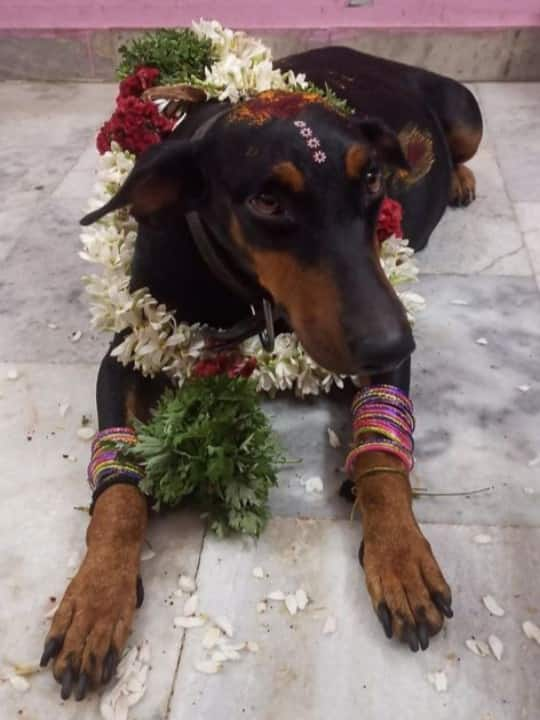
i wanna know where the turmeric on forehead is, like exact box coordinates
[228,90,327,126]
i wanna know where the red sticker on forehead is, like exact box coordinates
[228,90,327,126]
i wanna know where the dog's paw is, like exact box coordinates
[449,164,476,207]
[40,543,141,700]
[360,521,452,651]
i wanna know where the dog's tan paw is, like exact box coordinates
[449,163,476,207]
[360,520,452,651]
[40,542,140,700]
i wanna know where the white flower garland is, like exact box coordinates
[80,22,425,398]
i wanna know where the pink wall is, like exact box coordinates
[1,0,539,31]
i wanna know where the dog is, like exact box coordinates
[40,46,482,700]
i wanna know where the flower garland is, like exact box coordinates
[81,22,425,398]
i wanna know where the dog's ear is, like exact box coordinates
[354,118,410,171]
[80,140,204,226]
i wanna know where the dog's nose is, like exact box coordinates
[353,330,415,374]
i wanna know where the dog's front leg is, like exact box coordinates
[41,335,167,700]
[351,362,453,651]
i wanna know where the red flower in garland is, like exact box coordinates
[96,95,174,156]
[192,354,258,380]
[118,66,161,99]
[376,197,404,243]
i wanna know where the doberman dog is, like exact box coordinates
[41,47,482,700]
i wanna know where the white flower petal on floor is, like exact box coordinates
[178,574,197,593]
[100,640,150,720]
[482,594,505,617]
[465,638,491,657]
[522,620,540,644]
[426,671,447,693]
[488,634,504,660]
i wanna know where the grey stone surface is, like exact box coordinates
[170,519,540,720]
[477,83,540,204]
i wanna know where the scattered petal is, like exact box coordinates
[195,659,221,674]
[527,455,540,468]
[488,634,504,661]
[247,641,259,653]
[304,476,324,494]
[173,615,206,629]
[476,337,488,346]
[202,627,222,650]
[327,427,341,448]
[100,640,150,719]
[523,487,535,495]
[7,368,19,381]
[450,299,469,306]
[211,650,227,664]
[220,646,242,661]
[285,594,298,616]
[466,638,491,657]
[140,547,156,561]
[256,601,267,614]
[267,591,285,601]
[77,426,96,441]
[178,574,197,593]
[322,616,337,635]
[252,567,264,579]
[517,384,531,392]
[47,322,58,329]
[473,534,492,544]
[214,616,234,638]
[183,593,199,617]
[426,671,447,693]
[65,454,78,462]
[70,330,83,343]
[58,402,70,417]
[482,595,505,617]
[295,588,309,610]
[522,620,540,644]
[9,675,30,692]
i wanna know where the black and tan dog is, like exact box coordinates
[41,47,482,700]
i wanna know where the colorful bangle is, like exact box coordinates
[87,426,144,493]
[346,384,415,476]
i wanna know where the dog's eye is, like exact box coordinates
[365,167,383,195]
[248,193,282,216]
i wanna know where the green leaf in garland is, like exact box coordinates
[117,29,216,86]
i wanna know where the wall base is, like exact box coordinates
[1,27,539,82]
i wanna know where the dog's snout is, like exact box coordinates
[352,328,416,374]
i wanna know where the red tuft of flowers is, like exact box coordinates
[192,354,258,380]
[96,66,173,155]
[96,95,174,155]
[118,66,161,98]
[376,197,403,243]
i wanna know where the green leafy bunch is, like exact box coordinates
[122,376,283,537]
[117,29,216,85]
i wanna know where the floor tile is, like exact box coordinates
[0,362,205,718]
[476,83,540,204]
[418,141,530,276]
[169,518,540,720]
[514,202,540,276]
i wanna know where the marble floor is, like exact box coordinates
[0,82,539,720]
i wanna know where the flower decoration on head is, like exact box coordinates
[81,22,425,398]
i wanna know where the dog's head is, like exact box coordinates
[82,90,415,375]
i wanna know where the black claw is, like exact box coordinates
[102,648,118,685]
[377,602,393,639]
[433,592,454,619]
[358,541,365,568]
[339,479,355,503]
[75,672,89,702]
[417,622,429,651]
[40,637,62,667]
[60,666,75,701]
[136,575,144,609]
[405,625,420,653]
